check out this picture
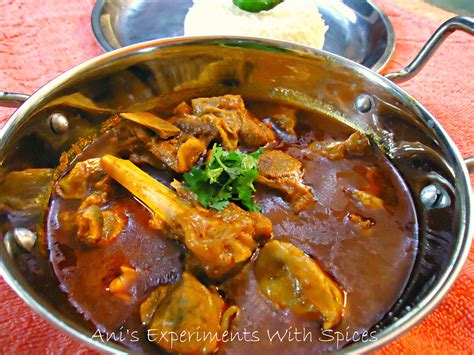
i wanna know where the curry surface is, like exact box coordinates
[46,99,418,353]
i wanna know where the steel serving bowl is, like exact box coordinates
[91,0,395,72]
[0,16,472,353]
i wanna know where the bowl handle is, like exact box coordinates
[385,16,473,84]
[465,157,474,174]
[0,92,30,108]
[385,16,474,176]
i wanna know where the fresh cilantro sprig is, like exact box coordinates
[183,144,263,211]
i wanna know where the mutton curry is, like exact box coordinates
[42,95,417,353]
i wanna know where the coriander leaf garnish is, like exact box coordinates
[183,144,263,211]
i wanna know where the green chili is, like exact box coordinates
[233,0,284,13]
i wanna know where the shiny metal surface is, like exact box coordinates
[427,0,474,16]
[420,184,439,208]
[91,0,395,71]
[3,228,37,257]
[0,27,471,354]
[0,91,29,108]
[466,157,474,173]
[49,113,69,134]
[10,228,37,253]
[420,184,452,209]
[385,16,474,83]
[354,93,373,113]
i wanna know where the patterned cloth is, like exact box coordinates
[0,0,472,353]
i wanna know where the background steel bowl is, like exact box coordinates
[91,0,395,72]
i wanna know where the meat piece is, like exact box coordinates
[346,213,375,236]
[254,240,345,329]
[114,96,274,174]
[113,122,167,168]
[114,118,201,171]
[115,121,153,146]
[169,114,219,145]
[128,151,163,168]
[176,137,207,172]
[355,165,399,207]
[344,131,371,156]
[56,159,128,246]
[344,186,384,209]
[119,112,181,139]
[192,96,239,149]
[76,204,103,244]
[100,155,273,279]
[240,113,276,148]
[257,150,315,212]
[108,265,138,302]
[56,159,109,199]
[140,272,225,353]
[192,95,275,149]
[147,135,206,173]
[309,131,371,160]
[182,203,272,278]
[268,105,298,136]
[75,200,128,246]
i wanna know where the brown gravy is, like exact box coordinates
[46,100,418,353]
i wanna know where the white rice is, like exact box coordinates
[184,0,328,49]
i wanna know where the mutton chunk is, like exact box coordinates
[191,95,275,149]
[140,272,225,353]
[106,121,164,168]
[100,155,273,280]
[108,265,138,302]
[55,159,128,246]
[254,240,345,329]
[147,135,207,173]
[169,114,219,146]
[308,131,371,160]
[114,96,274,173]
[181,202,273,278]
[56,158,109,200]
[75,202,128,246]
[114,118,206,173]
[267,105,298,137]
[257,150,315,212]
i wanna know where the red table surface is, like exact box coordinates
[0,0,473,353]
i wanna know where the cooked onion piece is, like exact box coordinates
[254,240,345,329]
[139,272,225,353]
[119,112,181,139]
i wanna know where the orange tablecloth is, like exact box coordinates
[0,0,472,353]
